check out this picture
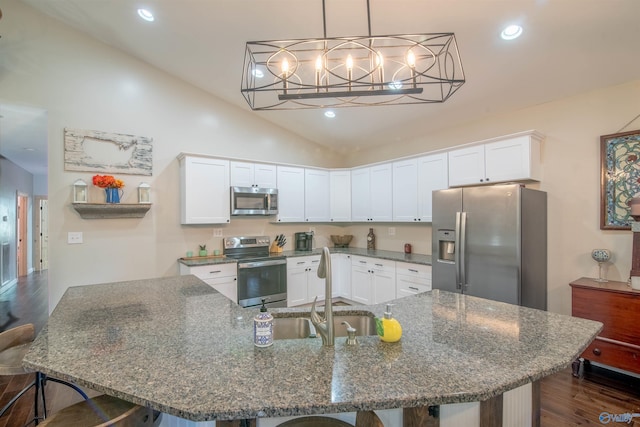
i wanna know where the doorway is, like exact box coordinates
[16,193,29,277]
[34,197,48,271]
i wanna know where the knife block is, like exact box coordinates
[269,241,283,254]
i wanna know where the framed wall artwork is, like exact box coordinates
[64,128,153,176]
[600,129,640,230]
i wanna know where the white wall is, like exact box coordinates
[347,80,640,314]
[3,0,639,316]
[0,0,343,309]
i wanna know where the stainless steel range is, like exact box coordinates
[223,236,287,308]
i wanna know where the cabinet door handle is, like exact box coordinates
[408,269,418,273]
[592,348,602,356]
[297,261,305,265]
[209,270,222,274]
[409,286,420,291]
[375,263,383,267]
[359,261,367,264]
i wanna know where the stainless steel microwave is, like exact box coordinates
[231,186,278,216]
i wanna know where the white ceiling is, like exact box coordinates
[3,0,640,174]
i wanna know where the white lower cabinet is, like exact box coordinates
[286,256,322,307]
[351,256,396,305]
[332,253,352,300]
[179,263,237,303]
[396,262,432,298]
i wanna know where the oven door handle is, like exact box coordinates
[238,259,286,269]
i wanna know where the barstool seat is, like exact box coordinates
[39,394,161,427]
[0,324,34,376]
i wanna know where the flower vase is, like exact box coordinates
[105,188,123,203]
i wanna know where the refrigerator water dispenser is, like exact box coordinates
[437,230,455,263]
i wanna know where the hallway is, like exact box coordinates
[0,272,49,335]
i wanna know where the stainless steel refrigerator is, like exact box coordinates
[431,184,547,310]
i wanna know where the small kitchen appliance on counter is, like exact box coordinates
[295,231,314,251]
[223,236,287,308]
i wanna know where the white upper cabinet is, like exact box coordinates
[352,164,393,222]
[394,154,448,223]
[448,145,486,187]
[351,167,371,222]
[230,161,277,188]
[448,132,542,187]
[304,168,330,222]
[417,152,448,222]
[275,166,305,222]
[392,159,418,222]
[484,135,541,183]
[179,155,230,224]
[329,170,351,222]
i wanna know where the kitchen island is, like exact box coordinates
[23,275,601,426]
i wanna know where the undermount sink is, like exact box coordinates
[273,313,378,340]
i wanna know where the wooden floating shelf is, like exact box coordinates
[72,203,151,219]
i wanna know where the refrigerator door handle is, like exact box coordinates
[460,211,467,291]
[454,212,462,290]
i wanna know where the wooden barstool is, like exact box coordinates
[38,394,161,427]
[1,324,158,426]
[276,411,384,427]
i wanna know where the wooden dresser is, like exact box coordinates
[570,277,640,376]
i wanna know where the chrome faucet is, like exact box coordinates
[310,247,334,346]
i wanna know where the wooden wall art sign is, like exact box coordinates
[64,128,153,176]
[600,129,640,230]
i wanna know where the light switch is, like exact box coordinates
[68,232,83,244]
[388,227,396,236]
[213,228,223,237]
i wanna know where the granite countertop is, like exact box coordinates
[178,247,431,267]
[23,275,602,422]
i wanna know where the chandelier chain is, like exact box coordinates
[617,112,640,133]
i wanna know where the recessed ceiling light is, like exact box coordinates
[137,8,155,22]
[324,111,335,118]
[501,25,522,40]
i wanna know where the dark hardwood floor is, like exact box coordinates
[1,272,640,426]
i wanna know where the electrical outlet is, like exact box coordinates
[213,228,223,237]
[388,227,396,236]
[68,232,83,244]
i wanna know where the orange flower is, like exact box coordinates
[92,175,125,189]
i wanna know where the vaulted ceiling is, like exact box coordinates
[3,0,640,174]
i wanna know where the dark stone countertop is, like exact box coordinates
[23,275,601,422]
[178,247,431,267]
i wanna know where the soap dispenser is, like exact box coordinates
[375,304,402,343]
[254,299,273,347]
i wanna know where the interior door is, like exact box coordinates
[17,193,28,277]
[39,198,49,270]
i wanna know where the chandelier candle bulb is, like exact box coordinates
[376,52,384,88]
[315,55,323,92]
[346,55,353,90]
[281,59,289,94]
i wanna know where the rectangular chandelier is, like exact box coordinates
[241,32,465,110]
